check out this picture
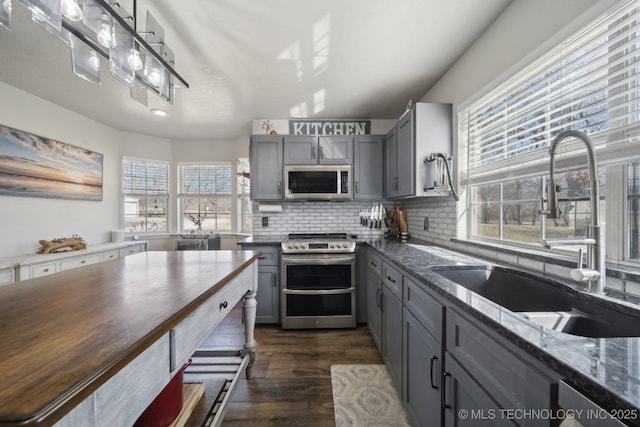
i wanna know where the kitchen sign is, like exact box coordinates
[289,120,371,135]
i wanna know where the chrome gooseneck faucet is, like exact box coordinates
[540,130,605,294]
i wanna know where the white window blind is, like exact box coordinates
[460,0,640,185]
[123,159,169,196]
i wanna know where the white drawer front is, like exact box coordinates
[102,250,120,262]
[0,268,15,286]
[60,254,103,271]
[119,245,142,257]
[94,334,171,427]
[171,268,251,371]
[31,262,59,278]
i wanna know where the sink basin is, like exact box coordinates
[434,267,640,338]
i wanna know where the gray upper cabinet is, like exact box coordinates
[250,135,283,200]
[284,136,353,165]
[385,102,452,199]
[354,135,383,200]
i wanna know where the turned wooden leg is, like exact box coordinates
[242,289,258,379]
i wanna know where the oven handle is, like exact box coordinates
[281,255,355,265]
[282,288,355,295]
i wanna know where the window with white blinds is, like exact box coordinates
[122,158,169,233]
[178,163,232,232]
[460,0,640,186]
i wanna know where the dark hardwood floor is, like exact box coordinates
[184,303,382,427]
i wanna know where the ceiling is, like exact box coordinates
[0,0,513,140]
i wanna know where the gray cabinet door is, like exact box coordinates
[443,353,517,427]
[395,111,414,197]
[284,136,318,164]
[250,135,283,200]
[256,265,279,323]
[366,266,382,353]
[318,136,353,164]
[382,285,403,395]
[403,308,441,427]
[354,135,383,199]
[384,126,397,198]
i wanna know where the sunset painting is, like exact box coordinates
[0,125,103,201]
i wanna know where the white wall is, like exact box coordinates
[405,0,620,246]
[0,83,121,256]
[0,83,173,257]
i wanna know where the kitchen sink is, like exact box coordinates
[433,267,640,338]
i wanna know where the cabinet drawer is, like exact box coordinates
[254,246,279,266]
[404,276,442,343]
[0,268,15,286]
[382,261,402,299]
[119,245,142,257]
[170,268,250,371]
[367,250,382,277]
[102,250,120,262]
[31,262,59,278]
[60,254,103,271]
[446,308,555,420]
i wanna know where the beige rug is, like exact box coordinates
[331,364,411,426]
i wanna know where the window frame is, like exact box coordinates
[458,0,640,266]
[177,162,233,233]
[121,157,170,234]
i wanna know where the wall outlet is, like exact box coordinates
[262,217,269,227]
[423,217,429,231]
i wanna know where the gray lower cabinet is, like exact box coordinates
[250,135,283,200]
[403,275,443,426]
[403,308,442,426]
[366,251,383,352]
[382,261,403,395]
[443,353,517,427]
[353,135,383,199]
[253,246,280,324]
[445,308,555,427]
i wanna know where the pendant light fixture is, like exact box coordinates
[2,0,189,105]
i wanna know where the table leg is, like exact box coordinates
[242,290,258,379]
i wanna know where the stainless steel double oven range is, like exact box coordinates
[280,233,356,329]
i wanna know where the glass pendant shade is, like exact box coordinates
[61,0,81,22]
[96,13,115,48]
[127,48,143,71]
[69,31,101,85]
[0,0,10,29]
[16,0,61,30]
[109,19,134,86]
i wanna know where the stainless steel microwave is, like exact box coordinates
[284,165,351,200]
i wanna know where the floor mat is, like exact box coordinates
[330,364,411,426]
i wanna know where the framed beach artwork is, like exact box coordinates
[0,124,103,201]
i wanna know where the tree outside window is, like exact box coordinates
[178,163,231,232]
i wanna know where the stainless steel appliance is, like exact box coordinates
[281,233,356,329]
[284,165,351,200]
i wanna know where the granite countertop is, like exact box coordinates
[367,238,640,419]
[237,235,287,246]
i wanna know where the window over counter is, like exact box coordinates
[178,163,232,232]
[122,158,169,233]
[459,0,640,265]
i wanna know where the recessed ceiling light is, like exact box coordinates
[151,109,168,117]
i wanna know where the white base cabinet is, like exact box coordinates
[0,241,148,283]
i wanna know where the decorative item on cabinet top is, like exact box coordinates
[0,123,103,201]
[37,235,87,254]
